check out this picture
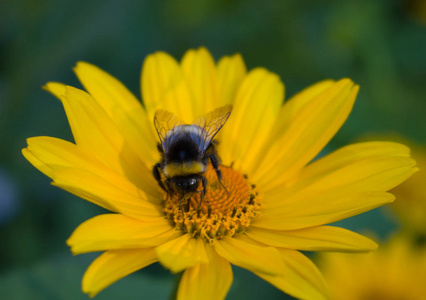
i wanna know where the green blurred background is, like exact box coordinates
[1,0,425,299]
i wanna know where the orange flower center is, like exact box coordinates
[163,165,262,243]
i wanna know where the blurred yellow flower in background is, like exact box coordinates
[390,142,426,235]
[320,235,426,300]
[22,48,417,299]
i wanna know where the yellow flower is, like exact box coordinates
[390,142,426,234]
[319,235,426,300]
[22,47,417,299]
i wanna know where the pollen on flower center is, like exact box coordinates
[163,165,262,243]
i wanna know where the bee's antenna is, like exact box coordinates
[218,180,230,199]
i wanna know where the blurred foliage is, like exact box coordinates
[1,0,425,299]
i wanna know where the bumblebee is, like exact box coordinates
[152,105,233,210]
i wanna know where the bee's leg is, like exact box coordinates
[207,154,222,181]
[207,154,229,196]
[198,176,207,208]
[153,163,168,193]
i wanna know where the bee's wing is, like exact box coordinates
[193,104,233,151]
[154,109,185,150]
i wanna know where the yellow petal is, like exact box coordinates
[213,236,284,276]
[73,62,158,166]
[220,68,284,169]
[141,51,194,123]
[216,53,246,106]
[23,136,127,186]
[268,80,335,138]
[56,86,124,169]
[73,62,141,113]
[177,245,232,300]
[181,47,217,116]
[22,136,161,208]
[67,214,178,254]
[246,226,377,252]
[43,81,67,98]
[256,248,329,300]
[294,141,413,185]
[155,234,208,273]
[256,191,395,231]
[254,147,417,230]
[22,139,62,179]
[82,248,157,297]
[44,85,159,196]
[271,156,416,206]
[252,79,358,191]
[52,168,161,219]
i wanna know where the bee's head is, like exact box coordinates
[171,175,200,193]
